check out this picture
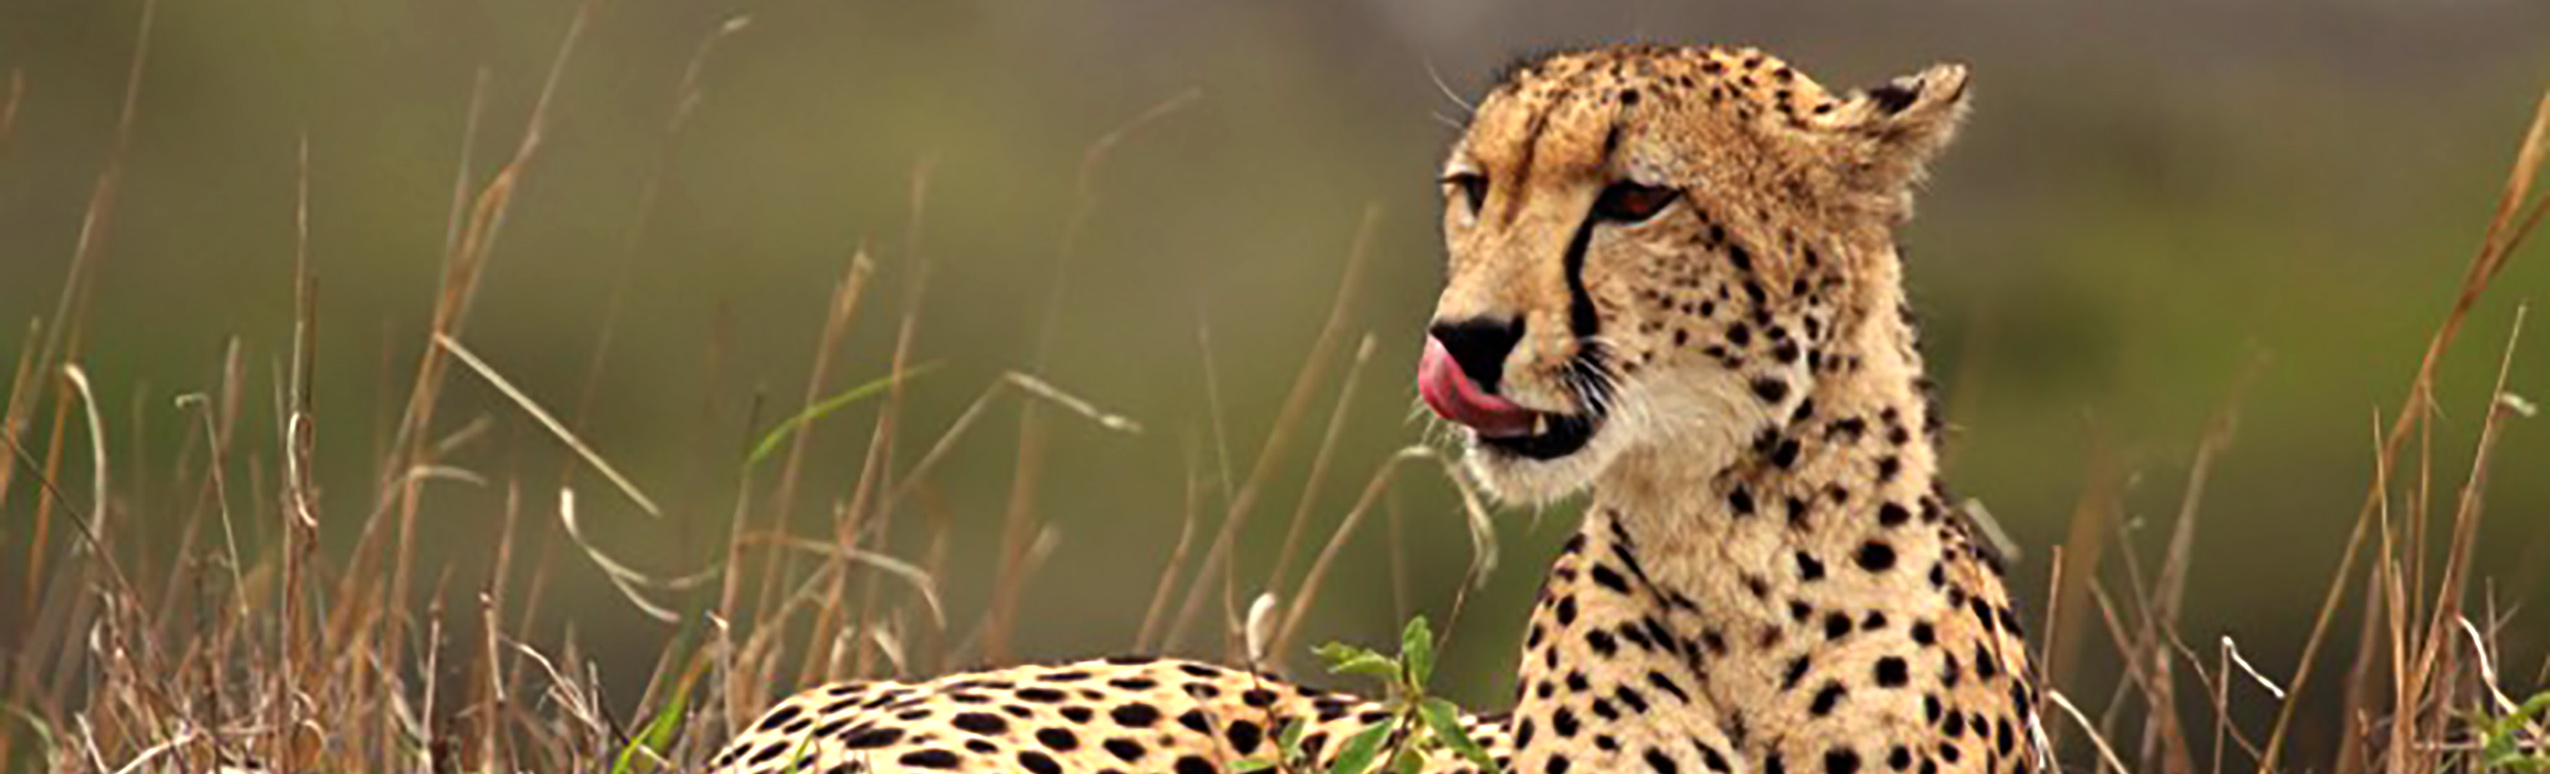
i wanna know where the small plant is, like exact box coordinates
[2474,692,2550,774]
[1235,617,1496,774]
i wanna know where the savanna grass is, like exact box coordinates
[2,7,2547,773]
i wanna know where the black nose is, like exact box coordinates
[1429,317,1523,393]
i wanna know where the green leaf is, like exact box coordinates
[1331,654,1401,680]
[1316,642,1381,667]
[1329,724,1393,774]
[744,364,941,469]
[1400,617,1436,686]
[1419,698,1494,770]
[611,686,691,774]
[1394,747,1426,774]
[1232,758,1277,773]
[1319,642,1400,679]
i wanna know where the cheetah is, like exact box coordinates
[1420,45,2044,774]
[711,44,2044,774]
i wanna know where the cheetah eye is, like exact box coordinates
[1443,172,1490,216]
[1592,181,1680,224]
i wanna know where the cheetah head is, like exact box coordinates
[1418,46,1970,503]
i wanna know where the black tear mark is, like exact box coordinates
[1562,213,1602,337]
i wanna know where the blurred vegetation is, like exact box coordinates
[1,0,2546,770]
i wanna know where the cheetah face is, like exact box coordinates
[1418,47,1969,504]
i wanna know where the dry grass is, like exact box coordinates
[1,8,2547,773]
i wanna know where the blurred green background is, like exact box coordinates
[2,0,2546,764]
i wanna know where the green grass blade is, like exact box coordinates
[611,685,691,774]
[743,363,940,469]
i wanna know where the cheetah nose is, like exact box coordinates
[1419,320,1536,438]
[1428,317,1522,392]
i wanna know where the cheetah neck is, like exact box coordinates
[1509,272,1983,771]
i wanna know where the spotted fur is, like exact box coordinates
[709,43,2042,774]
[705,657,1513,773]
[1431,46,2043,774]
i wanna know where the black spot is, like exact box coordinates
[1879,502,1911,527]
[1110,703,1161,728]
[1037,726,1083,751]
[899,749,962,769]
[1103,737,1146,762]
[1699,741,1733,773]
[1728,486,1757,516]
[1646,747,1681,774]
[1823,613,1852,639]
[1876,657,1910,687]
[1175,754,1219,774]
[752,704,805,732]
[1018,751,1064,774]
[1648,670,1692,703]
[841,726,904,749]
[1826,747,1863,774]
[1856,541,1897,572]
[950,712,1008,735]
[1591,564,1632,594]
[1809,681,1847,715]
[1587,629,1620,656]
[1554,707,1582,737]
[1770,438,1802,468]
[1177,709,1213,733]
[1751,377,1790,403]
[1795,551,1827,581]
[1616,685,1651,712]
[1782,656,1811,690]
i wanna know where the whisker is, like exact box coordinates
[1423,56,1477,115]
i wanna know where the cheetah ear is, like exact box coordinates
[1821,63,1970,212]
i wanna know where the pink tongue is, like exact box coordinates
[1418,338,1538,438]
